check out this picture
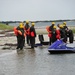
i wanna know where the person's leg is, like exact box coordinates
[49,38,52,45]
[30,37,34,48]
[16,37,20,49]
[20,38,24,50]
[31,37,35,48]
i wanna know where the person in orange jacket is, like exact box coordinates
[24,20,30,45]
[46,23,60,45]
[46,22,55,45]
[30,23,36,49]
[50,25,60,43]
[58,24,67,43]
[14,23,26,50]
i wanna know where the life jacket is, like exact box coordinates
[48,33,52,38]
[30,31,35,37]
[25,28,30,35]
[24,24,30,35]
[46,26,50,33]
[56,30,60,39]
[17,30,22,35]
[46,26,52,38]
[17,28,26,37]
[13,27,18,36]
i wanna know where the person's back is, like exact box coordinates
[25,24,30,30]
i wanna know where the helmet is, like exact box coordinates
[63,22,66,25]
[52,22,55,25]
[53,25,57,29]
[19,23,24,28]
[59,25,63,28]
[31,23,35,26]
[26,20,29,24]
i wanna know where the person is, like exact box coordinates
[63,22,69,42]
[48,22,55,45]
[51,25,58,43]
[24,20,30,45]
[46,24,60,45]
[63,22,74,43]
[51,25,60,43]
[63,22,68,30]
[50,22,55,31]
[30,23,36,49]
[58,24,67,42]
[14,23,26,50]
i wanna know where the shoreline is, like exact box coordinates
[0,26,75,36]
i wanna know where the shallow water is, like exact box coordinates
[9,21,75,27]
[0,42,75,75]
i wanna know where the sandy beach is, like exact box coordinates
[0,27,75,50]
[0,29,49,50]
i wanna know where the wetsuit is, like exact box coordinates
[49,24,55,45]
[60,28,67,42]
[17,27,25,50]
[30,26,36,48]
[25,24,30,45]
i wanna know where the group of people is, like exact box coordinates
[14,21,73,50]
[46,22,72,45]
[14,21,36,50]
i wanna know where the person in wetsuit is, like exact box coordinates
[49,22,55,45]
[16,23,25,50]
[59,24,67,42]
[30,23,36,49]
[24,20,30,45]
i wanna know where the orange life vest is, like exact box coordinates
[56,30,60,39]
[31,31,35,37]
[24,27,30,35]
[13,27,18,36]
[46,26,52,38]
[46,26,50,33]
[17,30,22,35]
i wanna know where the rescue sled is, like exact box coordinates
[38,34,49,45]
[48,39,75,54]
[34,35,49,47]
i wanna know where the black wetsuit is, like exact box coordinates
[30,26,36,48]
[16,28,25,50]
[60,28,67,42]
[49,24,55,45]
[25,24,30,45]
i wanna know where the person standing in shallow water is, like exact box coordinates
[30,23,36,49]
[16,23,26,50]
[49,22,55,45]
[24,20,30,45]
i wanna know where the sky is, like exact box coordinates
[0,0,75,21]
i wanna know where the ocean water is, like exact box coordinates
[9,21,75,28]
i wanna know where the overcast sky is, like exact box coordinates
[0,0,75,21]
